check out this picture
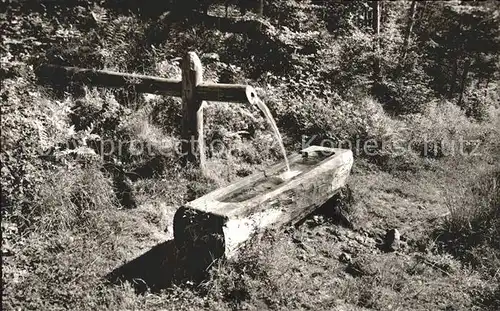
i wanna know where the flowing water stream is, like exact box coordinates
[252,96,291,173]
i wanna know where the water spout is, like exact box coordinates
[246,88,290,172]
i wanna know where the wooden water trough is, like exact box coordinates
[174,145,353,271]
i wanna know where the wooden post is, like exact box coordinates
[399,0,418,64]
[372,0,381,84]
[181,52,205,169]
[258,0,264,16]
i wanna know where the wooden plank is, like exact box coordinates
[173,146,354,268]
[181,52,205,169]
[35,64,182,97]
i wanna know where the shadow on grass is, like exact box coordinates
[105,240,178,293]
[295,186,355,230]
[105,239,211,294]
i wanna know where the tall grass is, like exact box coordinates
[439,167,500,276]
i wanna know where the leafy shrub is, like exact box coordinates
[320,28,373,95]
[70,88,126,132]
[1,77,123,231]
[462,86,500,122]
[265,88,395,153]
[332,97,396,144]
[46,9,152,72]
[117,108,180,176]
[265,0,307,29]
[1,76,75,229]
[263,88,335,142]
[377,72,434,115]
[149,96,183,136]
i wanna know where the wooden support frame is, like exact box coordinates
[35,52,258,170]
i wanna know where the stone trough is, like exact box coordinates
[173,145,353,271]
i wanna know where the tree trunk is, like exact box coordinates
[364,4,369,28]
[448,58,459,98]
[399,1,418,65]
[258,0,263,16]
[458,59,473,107]
[372,0,381,85]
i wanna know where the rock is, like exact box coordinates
[384,228,401,252]
[339,252,352,264]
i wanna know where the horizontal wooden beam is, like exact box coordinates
[35,64,182,97]
[35,64,255,103]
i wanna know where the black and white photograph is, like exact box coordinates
[1,0,499,310]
